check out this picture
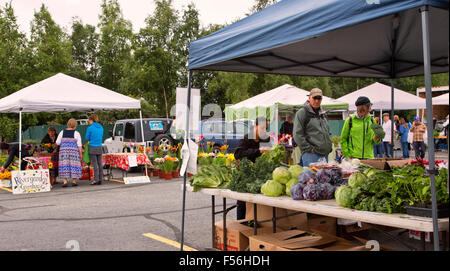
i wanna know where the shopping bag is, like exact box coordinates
[407,132,414,144]
[82,143,90,164]
[179,139,190,177]
[187,139,198,176]
[423,129,428,144]
[80,167,93,180]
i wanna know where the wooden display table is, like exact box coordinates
[186,185,449,250]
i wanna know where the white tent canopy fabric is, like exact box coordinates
[225,84,348,121]
[337,82,427,111]
[432,93,449,105]
[0,73,141,113]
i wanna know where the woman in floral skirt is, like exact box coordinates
[56,118,83,187]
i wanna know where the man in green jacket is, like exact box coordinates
[340,96,381,159]
[293,88,332,167]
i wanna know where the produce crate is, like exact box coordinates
[249,229,371,251]
[405,203,449,218]
[214,219,281,251]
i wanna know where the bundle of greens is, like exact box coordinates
[370,122,385,141]
[337,163,449,214]
[189,164,233,192]
[229,156,278,194]
[260,145,286,165]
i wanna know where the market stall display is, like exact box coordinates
[102,153,152,171]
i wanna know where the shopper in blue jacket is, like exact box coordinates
[86,114,104,185]
[397,117,411,158]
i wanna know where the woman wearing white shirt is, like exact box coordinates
[56,118,83,187]
[382,113,393,158]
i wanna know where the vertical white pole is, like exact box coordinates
[18,110,22,172]
[139,109,148,178]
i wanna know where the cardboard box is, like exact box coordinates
[344,222,372,233]
[245,203,308,231]
[307,214,337,235]
[360,158,409,170]
[214,219,281,251]
[249,229,370,251]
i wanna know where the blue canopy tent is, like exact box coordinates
[181,0,449,251]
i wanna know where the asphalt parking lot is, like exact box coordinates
[0,168,236,251]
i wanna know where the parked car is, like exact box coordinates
[103,118,177,153]
[197,119,253,153]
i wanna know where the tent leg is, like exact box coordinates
[180,70,193,251]
[390,80,395,158]
[18,110,22,172]
[420,6,439,251]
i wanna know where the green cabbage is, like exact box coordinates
[364,168,378,178]
[348,172,367,188]
[261,180,284,197]
[272,167,291,184]
[288,165,303,179]
[285,178,299,196]
[335,185,353,208]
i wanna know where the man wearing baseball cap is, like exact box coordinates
[340,96,381,159]
[409,116,427,159]
[293,88,332,167]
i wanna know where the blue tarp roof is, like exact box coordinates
[188,0,449,78]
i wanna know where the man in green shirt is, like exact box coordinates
[340,96,381,159]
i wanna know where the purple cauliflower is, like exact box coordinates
[319,183,336,200]
[316,169,332,184]
[330,168,343,185]
[290,183,306,200]
[302,183,321,201]
[298,170,317,185]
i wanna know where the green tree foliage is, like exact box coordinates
[69,18,100,83]
[97,0,132,92]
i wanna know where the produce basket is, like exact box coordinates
[405,203,449,218]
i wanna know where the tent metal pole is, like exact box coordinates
[139,109,148,178]
[18,110,22,173]
[275,103,279,145]
[180,70,192,251]
[420,5,439,251]
[390,80,395,158]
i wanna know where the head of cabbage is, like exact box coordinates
[261,180,284,197]
[285,178,299,196]
[348,172,367,188]
[288,165,303,179]
[335,185,353,208]
[273,167,291,184]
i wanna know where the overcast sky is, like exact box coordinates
[0,0,255,35]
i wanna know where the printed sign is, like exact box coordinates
[11,170,51,195]
[149,121,164,131]
[123,176,151,185]
[128,155,138,168]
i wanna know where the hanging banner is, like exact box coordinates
[11,170,51,195]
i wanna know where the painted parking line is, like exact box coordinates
[0,186,12,193]
[142,233,198,251]
[109,179,125,183]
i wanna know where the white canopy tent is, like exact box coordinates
[432,93,449,105]
[0,73,140,113]
[0,73,144,175]
[337,82,427,111]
